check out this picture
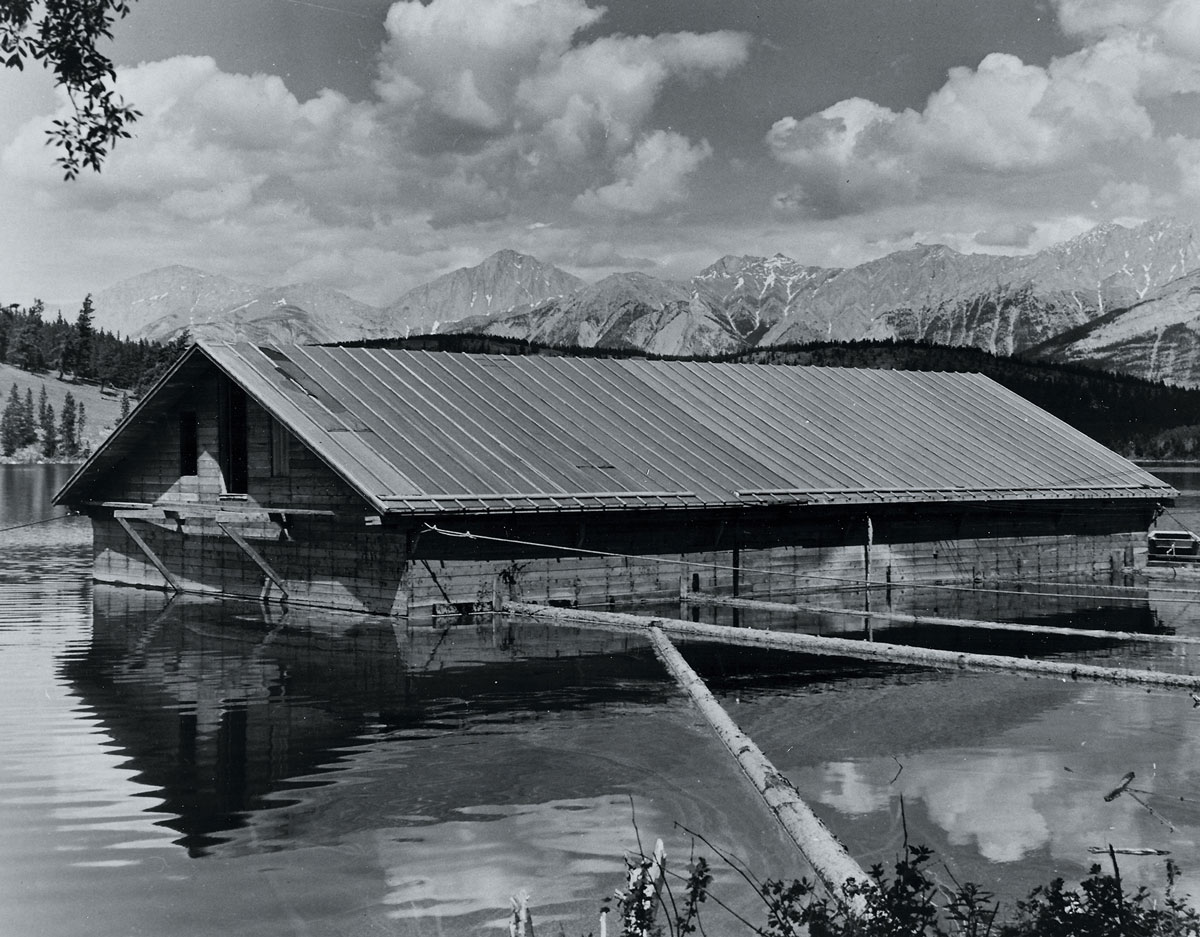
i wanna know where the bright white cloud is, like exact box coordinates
[766,97,916,217]
[767,4,1200,226]
[0,0,751,304]
[574,130,712,216]
[1053,0,1166,38]
[375,0,749,189]
[3,55,390,220]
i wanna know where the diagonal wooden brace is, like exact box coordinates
[218,521,289,601]
[116,515,183,594]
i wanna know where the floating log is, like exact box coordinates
[1087,846,1170,856]
[646,626,867,903]
[502,602,1200,691]
[682,590,1200,648]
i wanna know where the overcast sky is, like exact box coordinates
[3,0,1200,308]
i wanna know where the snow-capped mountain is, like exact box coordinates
[456,219,1200,359]
[450,271,742,357]
[764,218,1200,354]
[1029,270,1200,386]
[85,218,1200,382]
[382,249,585,336]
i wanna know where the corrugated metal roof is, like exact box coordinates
[58,342,1176,514]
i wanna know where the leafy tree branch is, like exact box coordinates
[1,0,141,178]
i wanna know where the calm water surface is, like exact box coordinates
[3,463,1200,935]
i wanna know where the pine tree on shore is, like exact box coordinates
[41,402,57,457]
[21,388,36,448]
[0,383,20,456]
[74,296,95,381]
[77,401,87,454]
[59,392,78,457]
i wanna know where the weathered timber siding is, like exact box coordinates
[88,373,365,514]
[93,515,409,615]
[90,500,1155,618]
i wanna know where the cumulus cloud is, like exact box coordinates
[766,98,916,217]
[574,131,712,216]
[374,0,749,195]
[3,0,750,215]
[0,0,752,303]
[3,54,391,224]
[1053,0,1200,54]
[766,4,1200,224]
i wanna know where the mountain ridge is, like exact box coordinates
[80,216,1200,383]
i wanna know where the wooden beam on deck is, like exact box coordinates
[682,590,1200,648]
[115,516,182,594]
[646,626,867,902]
[502,602,1200,691]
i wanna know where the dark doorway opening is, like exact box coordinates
[218,381,248,493]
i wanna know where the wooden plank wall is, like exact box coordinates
[89,371,365,514]
[93,515,410,615]
[90,503,1151,620]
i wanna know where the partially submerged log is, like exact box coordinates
[683,590,1200,648]
[503,602,1200,691]
[646,626,867,903]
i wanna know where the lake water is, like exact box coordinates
[3,463,1200,935]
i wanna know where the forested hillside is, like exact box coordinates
[0,297,187,460]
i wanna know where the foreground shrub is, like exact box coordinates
[564,842,1200,937]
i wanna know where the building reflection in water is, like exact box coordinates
[65,587,665,858]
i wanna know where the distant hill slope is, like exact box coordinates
[0,362,125,458]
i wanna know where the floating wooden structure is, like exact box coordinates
[647,626,867,901]
[682,589,1200,647]
[54,343,1175,617]
[503,601,1200,690]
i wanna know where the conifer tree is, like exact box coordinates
[0,383,20,456]
[54,314,77,380]
[74,296,96,381]
[119,391,131,421]
[60,392,78,457]
[21,388,36,448]
[77,401,87,454]
[41,403,57,458]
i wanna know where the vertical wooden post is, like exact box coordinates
[731,510,741,628]
[863,515,873,639]
[863,515,873,588]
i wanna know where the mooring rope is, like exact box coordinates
[0,512,74,534]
